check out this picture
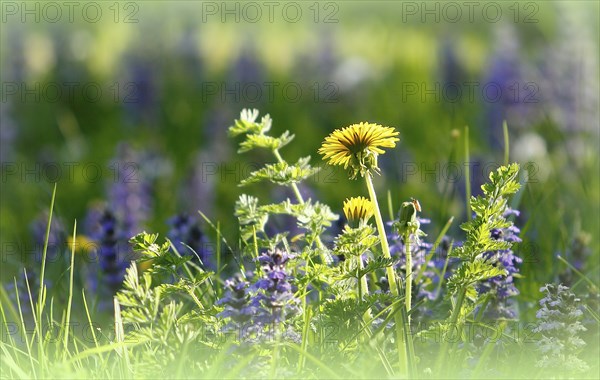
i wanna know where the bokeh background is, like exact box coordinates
[1,1,599,319]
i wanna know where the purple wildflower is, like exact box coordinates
[230,44,263,87]
[482,25,539,148]
[559,231,592,287]
[438,37,466,105]
[108,144,153,240]
[216,275,258,327]
[252,250,301,325]
[121,56,159,126]
[217,250,301,344]
[88,209,132,312]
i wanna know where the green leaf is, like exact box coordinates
[447,257,507,295]
[228,109,271,136]
[334,225,379,258]
[239,156,319,186]
[237,131,294,153]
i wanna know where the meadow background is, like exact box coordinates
[0,0,599,361]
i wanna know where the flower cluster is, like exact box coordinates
[108,143,153,239]
[217,275,256,328]
[534,284,589,375]
[217,249,301,342]
[253,250,301,325]
[89,210,132,311]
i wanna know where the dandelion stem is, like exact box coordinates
[365,173,408,374]
[365,175,393,267]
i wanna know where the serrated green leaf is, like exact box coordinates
[237,131,294,153]
[239,156,320,186]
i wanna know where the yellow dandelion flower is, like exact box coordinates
[343,196,375,227]
[318,122,399,179]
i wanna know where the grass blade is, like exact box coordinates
[464,126,471,220]
[63,220,77,358]
[503,120,510,166]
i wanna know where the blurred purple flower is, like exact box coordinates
[438,37,467,104]
[230,43,264,87]
[87,209,132,312]
[482,25,540,149]
[167,213,212,269]
[108,144,153,240]
[121,56,159,126]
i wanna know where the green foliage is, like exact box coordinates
[229,109,295,153]
[453,163,520,262]
[449,164,519,286]
[446,257,507,301]
[341,256,395,282]
[116,233,219,376]
[230,109,336,264]
[240,157,320,187]
[443,164,520,329]
[334,225,379,258]
[234,194,269,241]
[228,109,271,135]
